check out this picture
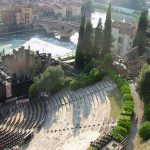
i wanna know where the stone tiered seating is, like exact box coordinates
[0,99,46,150]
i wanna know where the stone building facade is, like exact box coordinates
[1,46,51,79]
[1,5,33,25]
[111,21,138,55]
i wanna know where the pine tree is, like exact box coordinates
[84,21,94,66]
[75,14,85,69]
[102,2,112,57]
[94,18,103,57]
[133,9,148,56]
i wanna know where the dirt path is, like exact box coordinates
[126,83,144,150]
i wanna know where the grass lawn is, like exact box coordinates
[108,88,122,121]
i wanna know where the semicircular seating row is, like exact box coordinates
[0,100,46,150]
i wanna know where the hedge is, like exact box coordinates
[117,118,131,130]
[108,69,134,142]
[111,130,124,142]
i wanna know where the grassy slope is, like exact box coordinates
[108,88,122,121]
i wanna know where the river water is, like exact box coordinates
[0,10,138,58]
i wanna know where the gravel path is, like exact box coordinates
[126,83,144,150]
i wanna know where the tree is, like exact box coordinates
[137,63,150,103]
[133,9,148,56]
[94,18,103,57]
[102,2,112,57]
[28,66,64,98]
[144,104,150,121]
[81,0,92,21]
[75,14,85,69]
[84,21,94,66]
[139,121,150,141]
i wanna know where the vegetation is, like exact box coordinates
[137,63,150,103]
[133,9,148,56]
[108,88,122,120]
[75,2,112,70]
[75,14,85,69]
[108,70,134,141]
[139,121,150,141]
[144,104,150,121]
[84,21,94,66]
[70,67,105,90]
[29,66,64,98]
[137,63,150,140]
[93,18,103,57]
[102,2,112,57]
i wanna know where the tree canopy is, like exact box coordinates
[102,2,112,57]
[133,9,148,56]
[94,18,103,57]
[137,63,150,103]
[75,15,85,69]
[29,65,64,98]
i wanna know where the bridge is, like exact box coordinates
[34,19,80,38]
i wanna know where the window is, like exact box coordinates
[119,30,123,34]
[118,37,123,44]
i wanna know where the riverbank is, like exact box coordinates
[0,29,40,36]
[93,3,141,19]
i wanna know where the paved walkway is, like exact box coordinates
[126,83,144,150]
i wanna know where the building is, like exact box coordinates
[0,46,52,102]
[111,21,138,55]
[1,9,15,25]
[31,0,82,21]
[15,6,33,25]
[1,5,33,25]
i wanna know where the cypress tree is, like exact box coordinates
[102,2,112,57]
[75,14,85,69]
[133,9,148,56]
[94,18,103,57]
[84,21,94,66]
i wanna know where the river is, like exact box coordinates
[0,10,139,58]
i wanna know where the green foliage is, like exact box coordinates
[137,63,150,103]
[102,2,112,57]
[75,14,85,69]
[94,18,103,57]
[29,66,64,99]
[111,130,124,142]
[70,68,105,90]
[113,125,128,137]
[121,100,134,115]
[122,94,133,102]
[84,58,104,73]
[139,121,150,141]
[144,104,150,121]
[84,21,94,66]
[117,118,131,130]
[133,9,148,56]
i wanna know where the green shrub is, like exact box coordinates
[139,121,150,141]
[70,80,80,90]
[117,118,131,130]
[113,125,128,137]
[122,94,133,102]
[28,83,39,99]
[122,100,134,113]
[70,68,105,90]
[144,104,150,121]
[111,130,124,142]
